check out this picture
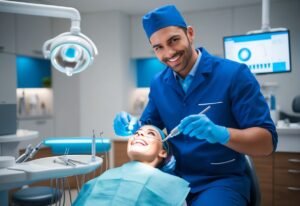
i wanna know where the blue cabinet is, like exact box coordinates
[136,58,166,88]
[17,55,51,88]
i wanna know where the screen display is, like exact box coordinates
[223,30,291,74]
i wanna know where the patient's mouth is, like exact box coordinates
[132,139,148,146]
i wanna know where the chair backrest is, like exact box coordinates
[292,95,300,113]
[245,155,261,206]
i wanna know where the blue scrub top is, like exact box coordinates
[140,48,278,201]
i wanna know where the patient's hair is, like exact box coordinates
[140,125,174,171]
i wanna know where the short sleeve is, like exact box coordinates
[230,65,278,150]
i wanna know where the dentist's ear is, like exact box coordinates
[186,26,195,44]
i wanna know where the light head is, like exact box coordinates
[43,32,98,76]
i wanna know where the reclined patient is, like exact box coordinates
[73,125,190,206]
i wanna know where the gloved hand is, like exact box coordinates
[113,111,141,136]
[178,114,230,144]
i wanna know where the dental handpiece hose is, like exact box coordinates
[163,106,211,142]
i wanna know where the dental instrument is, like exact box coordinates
[126,118,140,135]
[16,144,33,163]
[91,130,96,162]
[54,156,88,166]
[0,0,98,76]
[53,148,78,166]
[162,105,211,142]
[27,141,43,160]
[16,141,43,163]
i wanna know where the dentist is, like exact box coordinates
[113,5,277,206]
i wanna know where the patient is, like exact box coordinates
[73,125,190,206]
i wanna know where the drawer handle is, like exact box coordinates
[287,187,300,191]
[288,159,300,163]
[288,169,300,174]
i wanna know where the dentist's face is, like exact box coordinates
[127,125,166,164]
[150,26,196,78]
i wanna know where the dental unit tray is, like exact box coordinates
[7,155,102,181]
[43,137,111,155]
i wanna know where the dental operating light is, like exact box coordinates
[0,0,98,76]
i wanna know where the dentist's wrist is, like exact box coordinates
[220,126,230,144]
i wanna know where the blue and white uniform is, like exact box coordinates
[140,47,278,203]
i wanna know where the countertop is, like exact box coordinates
[0,130,39,143]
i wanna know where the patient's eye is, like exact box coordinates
[147,131,155,136]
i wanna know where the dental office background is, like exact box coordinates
[0,0,299,148]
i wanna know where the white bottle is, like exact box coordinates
[18,91,26,116]
[29,94,40,116]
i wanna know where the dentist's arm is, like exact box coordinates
[226,127,273,156]
[179,114,274,157]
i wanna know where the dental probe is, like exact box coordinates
[162,106,211,142]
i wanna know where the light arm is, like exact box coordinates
[0,0,81,33]
[0,0,98,76]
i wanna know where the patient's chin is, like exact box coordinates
[128,146,147,156]
[128,149,152,162]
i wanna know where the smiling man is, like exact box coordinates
[113,4,277,206]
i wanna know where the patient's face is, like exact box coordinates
[127,125,167,166]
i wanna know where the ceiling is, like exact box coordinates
[11,0,265,15]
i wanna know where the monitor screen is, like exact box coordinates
[223,30,291,74]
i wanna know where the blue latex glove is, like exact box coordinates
[178,114,230,144]
[113,111,141,136]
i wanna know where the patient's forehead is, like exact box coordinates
[139,125,162,139]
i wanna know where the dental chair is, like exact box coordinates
[292,95,300,113]
[279,95,300,123]
[245,155,261,206]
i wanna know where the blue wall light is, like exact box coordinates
[17,55,51,88]
[136,58,166,87]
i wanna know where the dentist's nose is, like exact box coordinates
[162,47,177,61]
[165,47,177,58]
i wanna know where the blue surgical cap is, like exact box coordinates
[149,125,169,153]
[142,5,187,39]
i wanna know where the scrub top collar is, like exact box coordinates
[163,48,214,90]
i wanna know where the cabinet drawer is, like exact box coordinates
[274,168,300,186]
[252,155,273,206]
[274,185,300,206]
[113,141,130,167]
[274,152,300,169]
